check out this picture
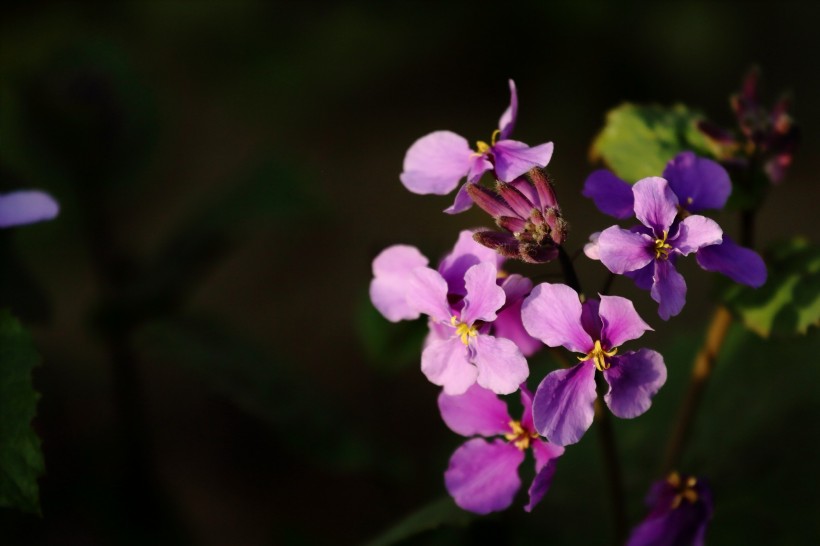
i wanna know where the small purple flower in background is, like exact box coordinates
[588,176,723,320]
[439,384,564,514]
[584,152,767,295]
[0,190,59,228]
[400,80,554,214]
[522,283,666,446]
[468,167,568,263]
[627,472,714,546]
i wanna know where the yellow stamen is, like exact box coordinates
[504,420,538,451]
[490,129,501,146]
[475,140,491,154]
[578,339,617,371]
[654,230,673,260]
[667,472,699,509]
[450,316,478,345]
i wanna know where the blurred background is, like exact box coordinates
[1,1,818,544]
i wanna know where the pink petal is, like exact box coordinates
[421,338,477,395]
[521,283,593,353]
[473,335,529,395]
[445,438,524,514]
[671,215,722,256]
[438,230,505,297]
[369,245,429,322]
[498,79,518,140]
[437,384,512,437]
[461,263,506,324]
[407,267,452,323]
[597,226,655,274]
[603,349,667,419]
[532,361,597,446]
[632,177,679,234]
[400,131,472,195]
[598,295,653,348]
[492,140,554,182]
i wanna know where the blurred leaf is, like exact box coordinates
[365,496,474,546]
[590,103,714,182]
[0,310,44,514]
[722,238,820,337]
[357,294,426,374]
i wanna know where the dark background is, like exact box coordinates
[1,1,819,544]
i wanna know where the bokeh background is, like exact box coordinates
[2,1,819,544]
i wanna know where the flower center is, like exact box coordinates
[450,316,478,345]
[579,339,618,371]
[654,230,673,260]
[667,472,699,509]
[504,420,538,451]
[474,129,501,155]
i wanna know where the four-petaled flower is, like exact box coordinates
[439,384,564,514]
[522,283,666,446]
[627,472,714,546]
[400,80,554,214]
[0,190,59,229]
[589,176,723,320]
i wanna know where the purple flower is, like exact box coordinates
[627,472,714,546]
[399,80,554,214]
[439,384,564,514]
[0,190,59,228]
[467,167,568,263]
[588,176,723,320]
[407,261,529,395]
[522,283,666,446]
[583,152,767,295]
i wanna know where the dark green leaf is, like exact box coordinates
[364,496,474,546]
[590,103,715,182]
[0,310,44,514]
[722,238,820,337]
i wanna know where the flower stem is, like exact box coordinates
[661,305,733,474]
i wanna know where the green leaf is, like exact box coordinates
[364,496,474,546]
[590,103,715,182]
[0,310,44,514]
[722,238,820,337]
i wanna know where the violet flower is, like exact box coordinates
[0,190,59,228]
[467,167,568,263]
[522,283,666,446]
[400,80,554,214]
[439,384,564,514]
[588,176,723,320]
[584,152,767,294]
[627,472,714,546]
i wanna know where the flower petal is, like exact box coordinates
[498,79,518,140]
[438,384,512,437]
[632,177,679,234]
[444,438,524,514]
[0,190,59,228]
[696,235,767,287]
[651,260,687,320]
[494,277,542,357]
[582,170,635,219]
[443,182,474,214]
[671,215,722,256]
[626,262,654,290]
[407,267,452,322]
[603,350,666,419]
[400,131,472,195]
[598,295,653,348]
[583,231,601,261]
[532,361,597,446]
[598,226,655,274]
[519,385,535,431]
[421,338,477,395]
[492,140,554,182]
[524,441,564,512]
[580,298,602,340]
[473,335,529,395]
[462,263,506,324]
[370,245,429,322]
[466,183,517,218]
[663,151,732,213]
[438,230,505,296]
[496,181,536,218]
[521,283,593,353]
[467,154,493,184]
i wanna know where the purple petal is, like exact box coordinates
[651,260,687,320]
[532,361,597,446]
[370,245,429,322]
[509,177,539,208]
[0,190,59,228]
[438,384,512,437]
[524,441,564,512]
[462,263,506,324]
[421,338,477,395]
[582,170,635,219]
[498,79,518,140]
[632,177,679,234]
[400,131,472,195]
[598,295,653,348]
[530,168,558,208]
[438,230,505,296]
[521,283,593,353]
[597,226,655,274]
[670,215,722,256]
[494,299,543,357]
[580,298,602,340]
[496,181,536,218]
[603,350,666,419]
[466,153,493,184]
[663,151,732,213]
[519,386,535,431]
[444,438,524,514]
[443,182,475,214]
[492,140,554,182]
[696,236,767,287]
[466,183,517,218]
[407,267,452,323]
[626,262,655,291]
[583,231,601,261]
[473,335,529,395]
[500,274,532,303]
